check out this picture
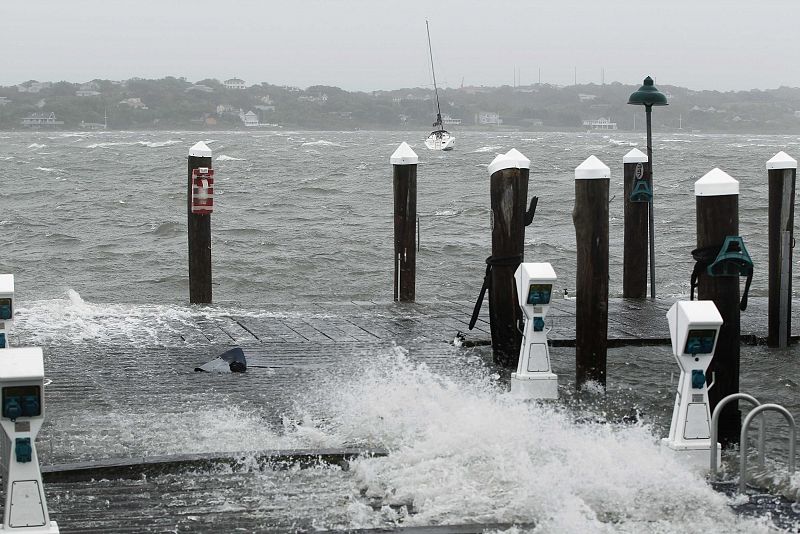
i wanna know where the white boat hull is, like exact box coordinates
[425,130,455,151]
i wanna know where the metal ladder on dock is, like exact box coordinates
[710,393,796,492]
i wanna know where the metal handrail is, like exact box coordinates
[710,393,765,475]
[739,404,796,493]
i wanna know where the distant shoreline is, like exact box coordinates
[2,77,799,134]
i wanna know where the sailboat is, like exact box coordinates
[424,21,455,151]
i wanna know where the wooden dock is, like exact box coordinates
[174,296,797,349]
[20,296,800,532]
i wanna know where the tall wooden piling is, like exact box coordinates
[695,168,741,445]
[573,155,610,389]
[767,151,798,348]
[391,142,418,302]
[187,141,213,304]
[487,150,531,366]
[623,148,649,298]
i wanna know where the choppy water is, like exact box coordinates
[3,130,800,532]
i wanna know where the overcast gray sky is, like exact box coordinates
[3,1,798,91]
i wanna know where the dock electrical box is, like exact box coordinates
[0,274,14,349]
[511,262,559,399]
[662,300,723,469]
[0,347,59,533]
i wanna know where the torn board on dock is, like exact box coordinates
[195,347,247,373]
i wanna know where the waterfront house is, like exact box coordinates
[582,117,618,130]
[21,112,64,127]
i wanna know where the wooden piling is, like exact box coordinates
[623,148,649,298]
[187,141,213,304]
[391,142,418,302]
[487,150,531,366]
[766,152,798,348]
[573,155,610,389]
[695,168,741,446]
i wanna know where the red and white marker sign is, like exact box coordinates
[191,167,214,214]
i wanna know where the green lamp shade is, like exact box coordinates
[628,76,668,106]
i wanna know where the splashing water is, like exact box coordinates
[280,346,775,532]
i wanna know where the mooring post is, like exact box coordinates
[767,151,798,348]
[573,155,610,389]
[391,142,418,302]
[187,141,213,304]
[623,148,649,298]
[695,168,743,446]
[486,149,532,366]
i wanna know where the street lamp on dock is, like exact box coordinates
[628,76,668,298]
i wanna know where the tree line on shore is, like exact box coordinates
[1,76,800,133]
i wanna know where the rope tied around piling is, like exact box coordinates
[468,254,523,330]
[690,242,753,311]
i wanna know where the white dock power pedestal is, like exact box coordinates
[0,274,14,349]
[0,347,59,533]
[511,262,558,399]
[661,300,723,470]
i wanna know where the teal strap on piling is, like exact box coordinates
[690,236,753,311]
[708,236,753,277]
[629,178,652,202]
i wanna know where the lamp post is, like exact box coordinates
[628,76,668,299]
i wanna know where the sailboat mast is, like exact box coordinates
[426,20,442,126]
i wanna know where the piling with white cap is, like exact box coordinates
[573,155,610,389]
[694,167,745,446]
[622,148,649,298]
[390,142,419,302]
[766,151,798,348]
[471,149,537,367]
[188,141,213,304]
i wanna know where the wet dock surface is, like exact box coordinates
[11,296,800,532]
[177,296,798,347]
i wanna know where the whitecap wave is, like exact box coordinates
[472,145,505,153]
[28,143,47,149]
[216,154,245,161]
[301,140,344,147]
[86,141,133,149]
[137,140,182,148]
[608,139,638,147]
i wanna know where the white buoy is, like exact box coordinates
[0,347,59,532]
[510,262,558,399]
[661,300,723,470]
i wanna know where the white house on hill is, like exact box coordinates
[224,78,246,90]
